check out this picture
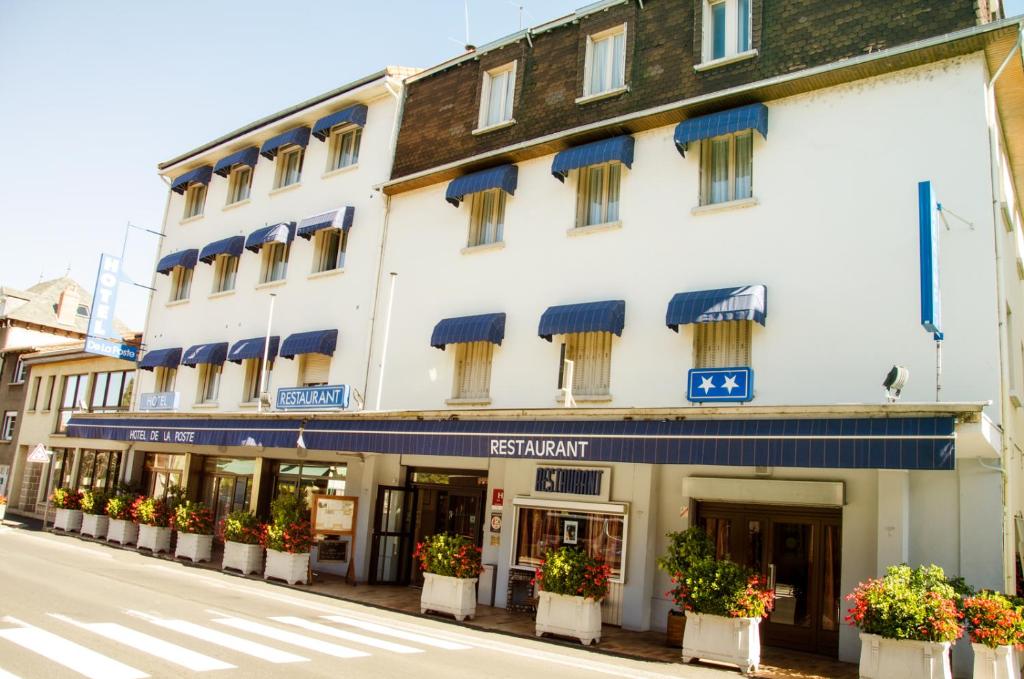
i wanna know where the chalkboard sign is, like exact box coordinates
[317,538,349,563]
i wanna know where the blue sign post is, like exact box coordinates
[686,367,754,403]
[84,253,138,362]
[918,181,942,338]
[276,385,351,410]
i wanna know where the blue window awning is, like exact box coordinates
[245,222,296,253]
[170,166,213,194]
[673,103,769,156]
[666,285,768,331]
[198,236,245,264]
[156,249,199,275]
[431,313,506,350]
[181,342,229,367]
[296,206,355,240]
[280,329,338,359]
[312,104,369,141]
[138,347,182,371]
[551,136,634,182]
[227,336,280,364]
[260,126,311,160]
[213,147,259,177]
[538,300,625,341]
[445,165,519,207]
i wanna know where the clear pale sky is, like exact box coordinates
[1,0,1021,329]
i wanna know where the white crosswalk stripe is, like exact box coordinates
[212,616,371,659]
[0,620,147,679]
[271,616,423,654]
[321,614,473,650]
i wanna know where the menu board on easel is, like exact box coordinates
[310,494,359,584]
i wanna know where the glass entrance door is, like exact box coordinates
[370,486,416,585]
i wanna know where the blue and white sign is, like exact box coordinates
[276,385,351,410]
[85,337,139,361]
[687,367,754,403]
[85,253,137,362]
[918,181,942,336]
[139,392,180,411]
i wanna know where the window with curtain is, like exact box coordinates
[694,320,752,368]
[260,242,290,283]
[704,0,752,63]
[183,183,206,219]
[575,162,621,227]
[274,147,303,188]
[480,63,516,128]
[272,462,347,511]
[213,254,238,293]
[328,127,361,172]
[561,331,613,397]
[313,229,348,273]
[585,26,626,96]
[56,373,88,434]
[514,504,626,580]
[154,366,176,393]
[170,266,192,301]
[242,357,270,403]
[468,189,505,246]
[700,131,752,206]
[196,364,222,404]
[452,341,493,401]
[226,166,252,204]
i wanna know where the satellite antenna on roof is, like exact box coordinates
[448,0,475,51]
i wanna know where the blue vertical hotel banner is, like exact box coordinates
[918,180,942,336]
[85,253,139,362]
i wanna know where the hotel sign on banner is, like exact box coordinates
[276,385,351,411]
[84,254,138,362]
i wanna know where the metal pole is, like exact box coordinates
[374,273,398,411]
[41,452,55,531]
[935,336,942,402]
[258,294,276,413]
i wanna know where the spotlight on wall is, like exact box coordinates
[883,366,909,402]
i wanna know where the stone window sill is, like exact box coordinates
[575,86,629,106]
[555,392,612,404]
[461,241,506,255]
[179,214,205,225]
[308,268,345,280]
[694,49,758,72]
[472,119,516,136]
[222,198,251,212]
[208,290,236,300]
[255,279,287,291]
[192,402,219,409]
[166,298,190,307]
[446,397,492,407]
[567,221,622,237]
[691,197,759,216]
[269,182,302,196]
[322,164,359,179]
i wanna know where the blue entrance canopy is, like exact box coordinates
[156,249,199,275]
[551,136,634,182]
[227,336,280,363]
[312,104,368,141]
[213,147,259,177]
[538,300,625,341]
[673,103,769,156]
[296,207,355,240]
[138,347,182,371]
[245,222,296,253]
[260,126,311,160]
[198,236,245,264]
[181,342,229,367]
[431,313,506,350]
[170,166,213,194]
[280,329,338,359]
[445,165,519,207]
[666,285,767,331]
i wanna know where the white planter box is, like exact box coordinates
[54,508,83,532]
[81,514,109,538]
[420,572,478,621]
[682,612,761,676]
[223,541,264,575]
[0,504,7,522]
[264,549,309,585]
[859,633,952,679]
[535,590,603,646]
[106,518,138,545]
[175,532,213,563]
[137,524,172,554]
[973,643,1021,679]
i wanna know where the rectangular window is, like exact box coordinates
[694,320,752,368]
[144,453,186,500]
[274,147,304,188]
[585,26,626,97]
[242,358,270,403]
[313,229,348,273]
[12,358,27,384]
[272,461,347,508]
[170,266,193,302]
[43,375,55,410]
[260,242,290,283]
[212,254,238,293]
[183,183,206,219]
[562,332,612,397]
[1,411,15,441]
[327,127,361,172]
[154,366,176,393]
[480,63,516,128]
[226,166,252,205]
[704,0,752,62]
[514,504,626,580]
[1009,307,1017,391]
[196,363,221,404]
[468,189,505,246]
[28,376,42,410]
[49,449,74,490]
[56,374,88,434]
[701,131,753,206]
[452,341,493,400]
[299,354,330,387]
[576,162,621,227]
[90,370,135,413]
[76,450,122,492]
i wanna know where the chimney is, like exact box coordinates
[57,287,79,326]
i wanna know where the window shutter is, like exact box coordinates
[694,321,752,368]
[301,354,331,385]
[453,342,492,400]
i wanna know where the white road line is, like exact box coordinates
[125,611,308,665]
[0,620,147,679]
[270,616,422,654]
[48,615,234,672]
[321,614,471,650]
[212,617,370,659]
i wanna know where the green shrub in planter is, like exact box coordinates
[173,501,214,535]
[261,494,312,554]
[672,558,774,618]
[222,510,262,544]
[413,533,483,578]
[51,487,82,510]
[535,546,611,601]
[80,490,110,515]
[846,564,962,642]
[657,527,714,578]
[105,494,136,520]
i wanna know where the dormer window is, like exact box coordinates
[583,25,626,98]
[478,63,516,130]
[702,0,752,65]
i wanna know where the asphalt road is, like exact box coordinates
[0,523,722,679]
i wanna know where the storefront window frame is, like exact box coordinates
[271,461,348,509]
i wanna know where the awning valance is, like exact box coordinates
[673,103,769,156]
[445,165,519,207]
[431,313,506,350]
[198,236,245,264]
[156,249,199,275]
[296,207,355,240]
[245,222,296,253]
[551,136,634,182]
[181,342,229,367]
[312,104,368,141]
[170,166,213,194]
[666,285,768,331]
[538,300,625,341]
[227,336,280,364]
[260,126,311,160]
[280,329,338,359]
[213,147,259,177]
[138,347,182,371]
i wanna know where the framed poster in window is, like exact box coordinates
[562,519,579,545]
[310,494,358,537]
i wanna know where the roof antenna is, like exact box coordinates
[463,0,475,51]
[38,269,44,283]
[64,261,72,277]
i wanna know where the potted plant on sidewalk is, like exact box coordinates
[173,501,215,563]
[133,495,173,554]
[261,494,313,585]
[658,527,714,647]
[51,487,84,532]
[105,493,139,545]
[79,489,110,538]
[962,592,1024,679]
[846,564,963,679]
[414,532,483,621]
[222,509,264,575]
[534,546,611,646]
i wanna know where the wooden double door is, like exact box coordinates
[695,502,842,657]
